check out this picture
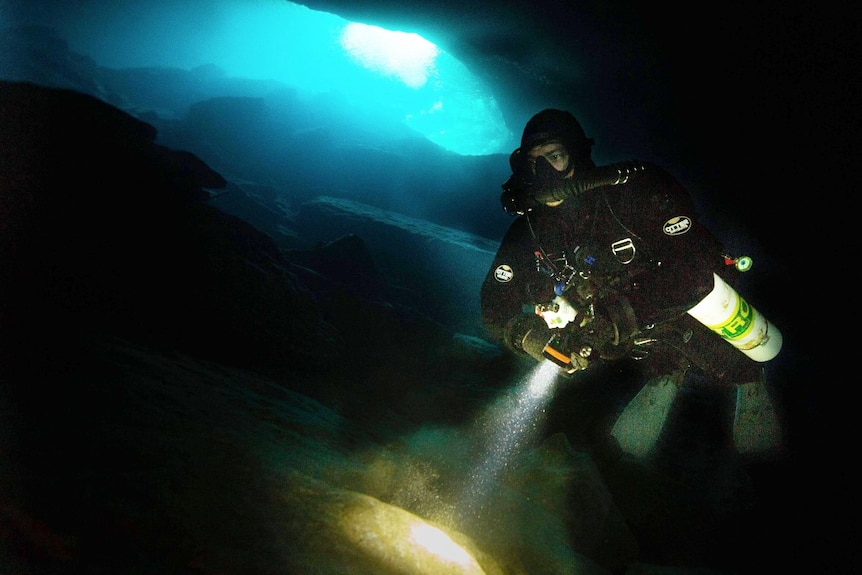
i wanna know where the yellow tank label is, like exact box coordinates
[708,296,755,342]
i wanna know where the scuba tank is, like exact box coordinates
[687,272,782,362]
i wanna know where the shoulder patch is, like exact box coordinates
[663,216,692,236]
[494,264,514,283]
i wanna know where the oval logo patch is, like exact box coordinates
[663,216,692,236]
[494,264,514,282]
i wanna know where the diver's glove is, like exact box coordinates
[545,297,639,374]
[504,304,604,374]
[541,330,593,373]
[507,313,554,363]
[505,296,638,374]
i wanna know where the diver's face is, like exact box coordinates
[527,141,572,207]
[526,141,572,177]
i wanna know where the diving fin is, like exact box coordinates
[733,376,783,455]
[610,371,683,459]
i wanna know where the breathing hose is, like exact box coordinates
[502,161,650,215]
[532,161,649,204]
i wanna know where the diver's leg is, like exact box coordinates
[610,370,684,458]
[733,370,783,455]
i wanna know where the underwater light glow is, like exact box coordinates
[458,360,560,523]
[527,362,558,397]
[340,23,439,89]
[338,496,485,574]
[409,523,474,566]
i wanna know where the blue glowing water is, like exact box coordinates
[35,0,514,155]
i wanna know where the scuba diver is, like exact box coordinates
[480,109,783,458]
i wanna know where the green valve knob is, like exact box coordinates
[735,256,753,272]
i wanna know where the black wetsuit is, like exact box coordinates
[480,163,760,383]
